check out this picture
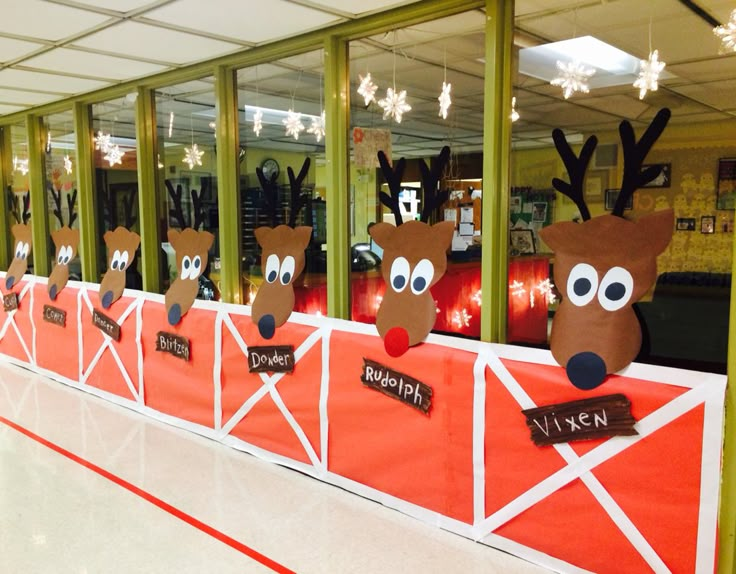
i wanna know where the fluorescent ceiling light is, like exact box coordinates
[519,36,673,89]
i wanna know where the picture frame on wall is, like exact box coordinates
[604,189,633,211]
[510,229,535,255]
[717,157,736,210]
[585,169,608,199]
[701,215,715,234]
[641,163,671,188]
[531,202,547,222]
[676,217,696,231]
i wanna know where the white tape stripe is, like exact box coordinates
[218,385,270,438]
[481,533,595,574]
[81,340,109,384]
[77,289,84,383]
[135,299,144,404]
[222,313,249,358]
[11,319,32,364]
[472,347,489,527]
[107,342,138,401]
[0,315,11,341]
[318,326,331,472]
[213,311,223,431]
[27,279,35,365]
[268,385,321,469]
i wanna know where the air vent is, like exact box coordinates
[594,143,618,169]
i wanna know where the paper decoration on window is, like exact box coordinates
[283,109,305,140]
[252,108,263,137]
[252,158,312,340]
[307,110,326,143]
[99,227,141,309]
[353,127,392,169]
[538,108,674,391]
[182,143,204,169]
[369,146,454,357]
[377,87,411,123]
[5,223,32,291]
[357,73,378,106]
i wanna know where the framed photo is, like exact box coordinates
[641,163,671,188]
[676,217,696,231]
[585,169,608,198]
[717,157,736,210]
[531,202,547,222]
[605,189,632,211]
[701,215,715,234]
[510,229,536,255]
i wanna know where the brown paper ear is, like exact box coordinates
[294,226,312,250]
[103,230,113,244]
[167,228,181,248]
[640,208,674,256]
[368,222,396,250]
[254,226,273,247]
[130,232,141,251]
[538,222,576,252]
[432,221,455,251]
[200,230,215,251]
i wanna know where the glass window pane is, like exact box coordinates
[8,122,31,270]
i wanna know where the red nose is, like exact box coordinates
[384,327,409,357]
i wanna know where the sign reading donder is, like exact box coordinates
[92,309,121,341]
[248,345,295,373]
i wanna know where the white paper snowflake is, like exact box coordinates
[283,109,305,140]
[104,144,124,167]
[182,143,204,170]
[378,87,411,123]
[14,157,28,175]
[452,308,472,328]
[471,289,482,306]
[94,130,112,153]
[550,60,595,99]
[535,278,556,306]
[63,155,73,175]
[438,81,452,119]
[357,73,378,106]
[252,108,263,137]
[510,279,526,298]
[307,110,326,143]
[510,96,520,122]
[633,50,666,100]
[714,9,736,52]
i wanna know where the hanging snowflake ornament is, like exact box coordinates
[714,9,736,52]
[550,60,595,99]
[377,87,411,123]
[182,143,204,170]
[15,158,29,175]
[307,110,326,143]
[633,50,666,100]
[63,155,73,175]
[452,308,472,328]
[104,144,124,167]
[357,73,379,106]
[438,81,452,119]
[510,279,527,298]
[252,108,263,137]
[510,96,520,122]
[283,109,305,140]
[94,130,112,153]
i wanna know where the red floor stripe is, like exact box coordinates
[0,415,295,574]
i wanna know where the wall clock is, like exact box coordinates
[261,158,280,180]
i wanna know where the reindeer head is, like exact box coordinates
[99,226,141,309]
[48,226,80,300]
[251,158,312,339]
[6,223,32,291]
[164,228,214,326]
[370,146,454,357]
[538,108,674,390]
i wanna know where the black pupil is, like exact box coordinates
[193,257,201,269]
[112,260,118,270]
[573,278,591,296]
[393,276,406,290]
[268,270,277,282]
[605,282,626,301]
[282,272,291,283]
[413,277,426,292]
[184,259,190,269]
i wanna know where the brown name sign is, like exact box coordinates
[248,345,295,373]
[156,331,190,361]
[361,358,432,415]
[43,305,66,327]
[92,309,121,341]
[522,393,638,447]
[3,292,18,312]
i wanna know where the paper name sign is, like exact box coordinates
[522,393,638,447]
[156,331,190,361]
[43,305,66,327]
[248,345,295,373]
[361,358,432,415]
[3,292,18,312]
[92,309,121,341]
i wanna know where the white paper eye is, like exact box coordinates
[598,267,634,312]
[280,256,295,285]
[57,250,65,264]
[63,245,72,264]
[119,251,129,271]
[180,256,192,280]
[566,263,598,307]
[265,254,280,283]
[22,242,30,259]
[15,242,23,259]
[410,259,434,295]
[389,257,410,293]
[111,249,121,271]
[192,255,202,279]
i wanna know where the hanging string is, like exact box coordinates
[291,69,303,109]
[648,14,653,54]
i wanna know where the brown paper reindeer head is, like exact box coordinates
[47,187,79,301]
[538,108,674,390]
[251,158,312,339]
[99,226,141,309]
[164,227,214,326]
[5,223,32,291]
[369,146,454,357]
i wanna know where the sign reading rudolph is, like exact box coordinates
[539,108,674,390]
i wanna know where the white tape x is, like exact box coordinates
[0,279,34,365]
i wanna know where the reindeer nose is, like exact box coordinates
[101,291,114,309]
[168,303,182,326]
[566,352,607,390]
[384,327,409,357]
[49,284,58,301]
[258,314,276,339]
[5,276,15,290]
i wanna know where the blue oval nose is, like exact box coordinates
[167,303,182,326]
[5,276,15,290]
[258,314,276,339]
[49,284,57,301]
[566,352,607,390]
[101,291,114,309]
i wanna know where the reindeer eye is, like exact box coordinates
[63,246,72,264]
[389,257,410,293]
[22,243,29,259]
[15,243,23,259]
[280,256,295,285]
[598,267,634,312]
[265,254,279,283]
[566,263,598,307]
[57,251,64,264]
[192,255,202,278]
[181,256,192,280]
[119,251,129,271]
[410,259,434,295]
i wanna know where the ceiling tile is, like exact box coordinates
[667,56,736,84]
[69,0,161,11]
[307,0,420,16]
[669,79,736,109]
[145,0,341,44]
[73,21,242,65]
[0,69,109,93]
[23,48,169,81]
[0,36,45,64]
[0,88,62,105]
[0,0,112,42]
[0,103,29,115]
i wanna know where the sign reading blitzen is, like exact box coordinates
[361,358,432,415]
[522,394,638,447]
[156,331,190,361]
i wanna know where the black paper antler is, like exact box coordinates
[191,187,206,231]
[121,188,137,228]
[287,157,310,227]
[552,130,598,222]
[419,145,451,223]
[377,150,406,226]
[49,184,64,227]
[66,189,78,228]
[7,186,19,224]
[22,191,30,225]
[613,108,671,217]
[165,180,188,229]
[256,166,280,227]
